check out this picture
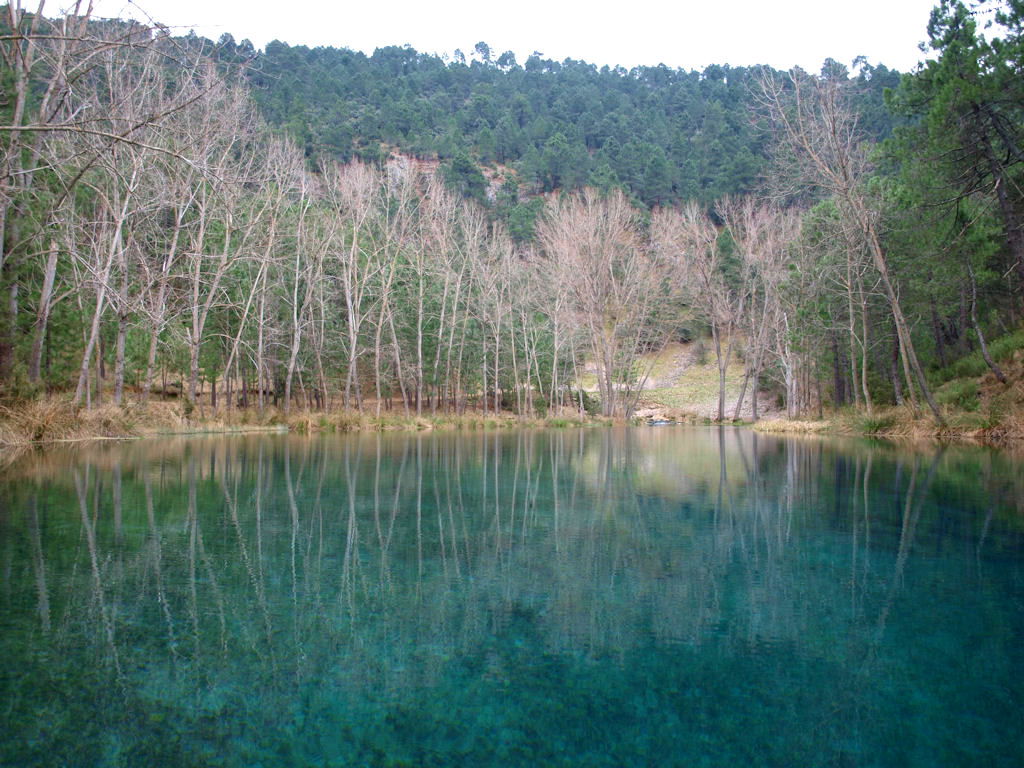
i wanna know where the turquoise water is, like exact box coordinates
[1,427,1022,767]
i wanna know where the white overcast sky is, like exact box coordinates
[87,0,940,73]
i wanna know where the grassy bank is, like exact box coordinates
[630,326,1023,443]
[0,396,605,455]
[751,377,1024,443]
[752,409,1024,441]
[4,328,1020,456]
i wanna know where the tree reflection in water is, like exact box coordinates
[1,428,1021,767]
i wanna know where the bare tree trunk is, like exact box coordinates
[3,280,18,379]
[75,183,134,406]
[482,343,489,417]
[733,365,752,421]
[493,333,502,414]
[751,365,760,421]
[284,328,302,417]
[374,307,387,418]
[968,259,1007,384]
[442,268,466,415]
[712,322,726,422]
[415,269,425,417]
[113,249,129,406]
[430,269,453,414]
[256,283,267,415]
[890,330,905,406]
[283,231,304,416]
[571,343,585,417]
[313,280,329,411]
[374,257,400,418]
[387,305,410,417]
[142,281,168,403]
[509,315,523,415]
[846,257,862,409]
[736,334,767,422]
[142,201,187,403]
[550,322,561,412]
[93,338,103,406]
[832,334,845,409]
[857,273,873,416]
[241,361,249,409]
[28,240,58,383]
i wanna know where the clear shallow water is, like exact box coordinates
[1,427,1022,767]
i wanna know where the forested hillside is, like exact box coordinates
[0,0,1021,438]
[234,38,899,208]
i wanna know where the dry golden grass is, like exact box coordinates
[753,419,832,434]
[755,409,1024,443]
[0,396,89,444]
[0,396,607,457]
[749,344,1024,444]
[0,396,272,449]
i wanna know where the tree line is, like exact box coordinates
[0,3,666,418]
[0,0,1020,423]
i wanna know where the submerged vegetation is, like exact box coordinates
[0,1,1022,440]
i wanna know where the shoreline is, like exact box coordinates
[0,397,609,458]
[2,398,1022,461]
[751,414,1024,445]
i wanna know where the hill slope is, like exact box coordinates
[221,38,900,208]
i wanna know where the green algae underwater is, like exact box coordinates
[1,427,1022,767]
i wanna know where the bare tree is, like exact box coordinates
[757,214,821,418]
[325,161,392,411]
[756,69,944,424]
[181,72,261,410]
[653,201,739,421]
[72,160,142,405]
[540,189,669,418]
[0,5,237,399]
[718,197,803,420]
[282,157,335,415]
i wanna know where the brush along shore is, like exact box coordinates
[0,396,606,454]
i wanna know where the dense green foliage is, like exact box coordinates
[885,0,1024,326]
[232,39,899,208]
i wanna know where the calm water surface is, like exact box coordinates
[1,427,1022,767]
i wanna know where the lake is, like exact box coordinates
[1,427,1022,767]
